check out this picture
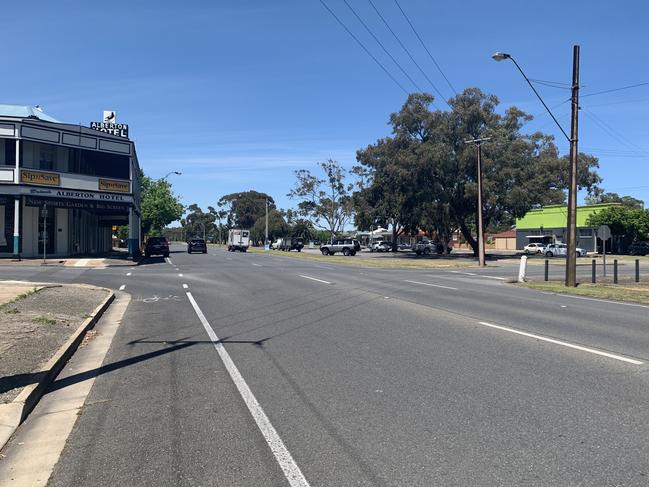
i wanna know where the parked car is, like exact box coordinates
[320,238,361,256]
[370,241,392,252]
[544,243,587,257]
[144,236,170,258]
[628,241,649,256]
[413,239,451,255]
[271,238,283,250]
[397,243,412,251]
[187,238,207,254]
[524,243,546,254]
[279,237,304,252]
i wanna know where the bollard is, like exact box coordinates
[518,255,528,282]
[636,259,640,283]
[544,259,549,281]
[591,259,596,283]
[613,259,618,284]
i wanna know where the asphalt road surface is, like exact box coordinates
[2,244,649,486]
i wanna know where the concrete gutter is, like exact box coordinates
[0,287,115,451]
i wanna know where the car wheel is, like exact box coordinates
[342,248,350,256]
[423,247,431,255]
[545,251,553,257]
[298,249,301,252]
[350,250,356,256]
[321,248,330,256]
[188,250,191,254]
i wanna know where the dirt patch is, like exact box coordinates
[0,285,110,404]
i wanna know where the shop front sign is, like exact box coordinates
[20,170,60,186]
[99,179,130,193]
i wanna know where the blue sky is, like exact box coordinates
[4,1,649,216]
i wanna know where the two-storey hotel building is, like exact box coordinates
[0,105,141,259]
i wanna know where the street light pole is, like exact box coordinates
[492,47,580,286]
[465,137,490,266]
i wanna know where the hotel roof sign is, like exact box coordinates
[90,121,129,138]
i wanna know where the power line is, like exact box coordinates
[393,0,457,96]
[366,0,449,107]
[529,78,572,90]
[581,81,649,98]
[341,0,423,93]
[582,108,649,161]
[318,0,409,95]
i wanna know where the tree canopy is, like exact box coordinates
[354,89,602,254]
[587,206,649,251]
[288,159,354,242]
[217,191,275,229]
[140,176,184,236]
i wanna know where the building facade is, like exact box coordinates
[0,105,141,259]
[515,203,618,252]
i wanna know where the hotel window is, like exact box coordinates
[0,138,16,166]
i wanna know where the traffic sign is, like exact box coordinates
[597,225,611,240]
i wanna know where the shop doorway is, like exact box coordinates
[38,208,55,255]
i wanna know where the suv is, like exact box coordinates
[413,239,450,256]
[144,236,170,258]
[187,238,207,254]
[628,241,649,256]
[320,238,361,256]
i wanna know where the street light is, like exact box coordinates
[493,47,580,287]
[161,171,182,180]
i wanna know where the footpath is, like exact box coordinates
[0,281,114,451]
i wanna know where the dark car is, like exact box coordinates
[144,236,169,258]
[628,241,649,256]
[187,238,207,254]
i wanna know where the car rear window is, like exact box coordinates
[148,237,167,244]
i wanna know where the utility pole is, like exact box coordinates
[565,45,580,287]
[464,137,490,266]
[265,198,269,248]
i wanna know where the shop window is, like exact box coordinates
[0,138,16,166]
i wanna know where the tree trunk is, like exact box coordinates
[391,226,400,252]
[459,221,478,256]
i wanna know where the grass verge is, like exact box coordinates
[247,247,482,269]
[0,286,42,310]
[518,280,649,305]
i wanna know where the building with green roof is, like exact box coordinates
[515,203,619,252]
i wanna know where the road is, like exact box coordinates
[2,244,649,486]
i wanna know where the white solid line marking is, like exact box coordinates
[251,263,262,267]
[185,292,310,487]
[119,284,126,291]
[126,272,132,276]
[178,273,183,277]
[182,283,188,289]
[482,275,507,281]
[553,293,649,309]
[477,321,644,365]
[404,280,458,291]
[166,257,174,265]
[299,275,332,284]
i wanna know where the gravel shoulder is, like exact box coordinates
[0,285,111,404]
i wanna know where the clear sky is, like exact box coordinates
[4,0,649,215]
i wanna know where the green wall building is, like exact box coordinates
[515,203,619,252]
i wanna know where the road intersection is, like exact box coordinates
[1,244,648,486]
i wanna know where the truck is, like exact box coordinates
[279,237,304,252]
[227,229,250,252]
